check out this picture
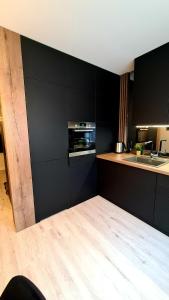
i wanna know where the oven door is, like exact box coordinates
[69,128,96,157]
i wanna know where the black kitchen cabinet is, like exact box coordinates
[98,159,122,205]
[95,68,120,125]
[66,86,95,122]
[21,36,95,90]
[69,155,97,207]
[24,78,68,162]
[98,159,156,224]
[66,59,95,121]
[21,36,70,86]
[96,126,114,154]
[21,35,120,222]
[65,58,95,121]
[154,174,169,235]
[66,57,95,90]
[133,42,169,125]
[95,68,120,153]
[32,159,70,221]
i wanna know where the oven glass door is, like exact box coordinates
[69,129,96,154]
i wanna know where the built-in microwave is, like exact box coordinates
[68,121,96,157]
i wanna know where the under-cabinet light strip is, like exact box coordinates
[136,125,169,128]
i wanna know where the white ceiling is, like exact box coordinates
[1,0,169,74]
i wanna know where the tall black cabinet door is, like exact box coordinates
[154,175,169,235]
[96,126,114,154]
[95,68,120,154]
[69,155,97,207]
[95,68,120,125]
[32,159,70,221]
[24,78,68,162]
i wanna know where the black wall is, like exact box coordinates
[21,36,120,221]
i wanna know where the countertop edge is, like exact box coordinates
[96,153,169,176]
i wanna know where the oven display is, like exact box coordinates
[79,122,86,127]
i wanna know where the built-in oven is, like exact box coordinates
[68,121,96,157]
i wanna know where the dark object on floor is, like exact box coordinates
[0,276,46,300]
[4,182,9,195]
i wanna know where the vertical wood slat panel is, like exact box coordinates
[118,73,129,145]
[122,77,125,140]
[119,78,122,141]
[118,76,123,141]
[123,74,127,144]
[0,27,35,231]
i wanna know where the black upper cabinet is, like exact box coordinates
[154,174,169,235]
[95,68,120,125]
[66,57,95,90]
[66,60,95,121]
[22,35,95,125]
[22,35,120,160]
[32,159,70,222]
[66,86,95,122]
[24,78,68,162]
[21,36,69,86]
[21,36,95,91]
[98,159,156,225]
[133,42,169,125]
[69,155,97,207]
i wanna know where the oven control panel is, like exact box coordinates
[68,121,95,129]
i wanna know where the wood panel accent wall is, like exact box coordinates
[118,73,129,145]
[0,27,35,231]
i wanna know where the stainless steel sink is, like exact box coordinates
[123,156,169,167]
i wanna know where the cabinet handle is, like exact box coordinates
[67,150,70,166]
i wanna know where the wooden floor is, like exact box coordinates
[0,185,169,299]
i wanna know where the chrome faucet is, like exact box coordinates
[142,141,158,157]
[144,140,154,151]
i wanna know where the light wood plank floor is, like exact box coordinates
[0,187,169,299]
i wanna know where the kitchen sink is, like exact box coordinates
[123,156,169,167]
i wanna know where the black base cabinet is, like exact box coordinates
[154,175,169,235]
[69,155,97,207]
[31,159,70,222]
[98,159,156,225]
[32,155,97,222]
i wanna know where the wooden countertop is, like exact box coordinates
[96,152,169,176]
